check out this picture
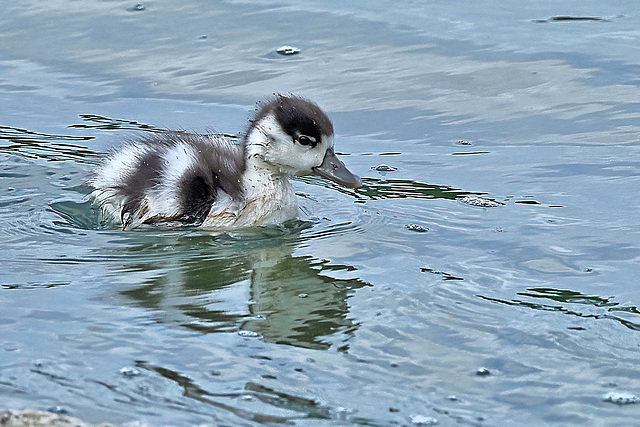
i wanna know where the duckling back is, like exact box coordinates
[90,132,245,229]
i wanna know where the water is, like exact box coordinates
[2,0,640,425]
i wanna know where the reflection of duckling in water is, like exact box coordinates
[90,96,361,230]
[114,233,369,350]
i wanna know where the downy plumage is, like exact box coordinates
[90,96,361,229]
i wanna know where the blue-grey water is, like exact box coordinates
[2,1,640,425]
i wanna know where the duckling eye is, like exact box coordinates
[296,135,317,147]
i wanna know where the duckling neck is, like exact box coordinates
[238,132,298,225]
[239,156,298,225]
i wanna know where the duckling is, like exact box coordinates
[90,95,361,229]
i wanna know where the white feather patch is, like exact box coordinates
[90,143,154,189]
[146,142,199,217]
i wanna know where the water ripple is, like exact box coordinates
[297,176,485,202]
[479,287,640,332]
[69,114,241,141]
[0,125,100,164]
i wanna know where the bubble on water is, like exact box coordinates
[334,406,351,421]
[372,164,398,172]
[405,223,429,232]
[277,45,300,55]
[460,196,501,208]
[46,406,69,415]
[476,367,491,376]
[603,391,639,405]
[127,3,145,11]
[411,414,438,425]
[3,343,18,352]
[119,367,141,377]
[237,330,261,338]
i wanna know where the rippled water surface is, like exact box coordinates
[2,1,640,425]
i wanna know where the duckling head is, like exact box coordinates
[245,96,361,189]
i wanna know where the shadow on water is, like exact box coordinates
[105,228,369,351]
[480,287,640,331]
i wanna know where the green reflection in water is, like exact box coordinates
[111,230,368,350]
[50,195,368,350]
[519,287,618,307]
[480,287,640,331]
[298,176,485,202]
[50,199,103,230]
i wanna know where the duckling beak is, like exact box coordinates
[313,148,362,189]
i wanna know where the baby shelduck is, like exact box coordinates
[90,95,361,229]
